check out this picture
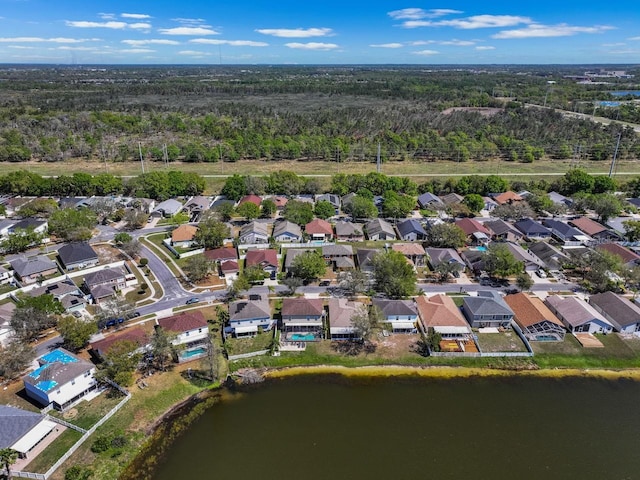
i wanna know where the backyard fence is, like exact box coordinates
[228,350,269,361]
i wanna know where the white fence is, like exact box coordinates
[228,350,269,361]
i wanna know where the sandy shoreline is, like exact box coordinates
[261,364,640,381]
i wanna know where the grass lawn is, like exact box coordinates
[225,330,274,357]
[26,429,83,474]
[532,333,640,369]
[49,390,125,430]
[476,331,529,353]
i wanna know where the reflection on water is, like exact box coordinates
[152,374,640,480]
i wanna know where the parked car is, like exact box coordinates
[186,297,199,305]
[319,280,331,287]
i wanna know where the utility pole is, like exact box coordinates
[609,132,622,178]
[376,143,381,173]
[138,142,145,174]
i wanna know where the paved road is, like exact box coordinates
[139,244,188,301]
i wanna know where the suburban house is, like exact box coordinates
[356,248,381,274]
[238,194,262,207]
[335,221,364,242]
[455,218,491,245]
[228,296,273,337]
[504,293,565,341]
[328,298,365,340]
[396,218,427,241]
[0,303,15,346]
[392,243,426,267]
[504,242,545,271]
[322,244,355,270]
[0,405,60,459]
[416,295,476,353]
[239,221,269,244]
[569,216,621,242]
[425,248,465,270]
[157,311,209,362]
[10,218,49,243]
[266,195,288,210]
[441,193,464,206]
[485,219,523,242]
[23,348,97,411]
[596,243,640,267]
[284,248,315,273]
[57,242,99,271]
[90,327,150,358]
[461,249,485,274]
[589,291,640,333]
[548,191,573,207]
[417,192,444,209]
[492,191,523,205]
[0,265,13,285]
[171,224,198,248]
[545,295,614,334]
[461,291,514,329]
[514,218,552,241]
[151,199,183,218]
[372,299,418,334]
[272,220,303,243]
[365,219,396,241]
[10,255,59,285]
[83,266,130,304]
[528,242,569,272]
[542,219,588,246]
[182,195,210,220]
[204,247,237,264]
[28,279,86,313]
[245,249,279,276]
[315,193,341,211]
[305,218,334,241]
[281,297,325,340]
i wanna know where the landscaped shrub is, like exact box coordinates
[65,465,93,480]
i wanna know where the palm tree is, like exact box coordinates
[0,448,19,479]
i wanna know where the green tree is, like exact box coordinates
[0,448,19,480]
[291,251,326,282]
[235,201,261,220]
[371,250,417,299]
[221,174,247,201]
[382,191,414,219]
[96,340,141,386]
[193,215,230,249]
[114,232,132,245]
[351,305,378,343]
[434,261,462,282]
[516,272,533,291]
[347,195,378,220]
[593,176,617,194]
[589,193,623,223]
[58,316,98,352]
[492,202,535,221]
[337,269,370,297]
[0,227,43,254]
[48,208,97,241]
[483,244,522,278]
[314,200,335,220]
[17,293,65,315]
[0,340,34,381]
[283,200,314,226]
[184,255,215,283]
[149,327,178,371]
[426,223,466,248]
[260,199,277,218]
[168,211,190,226]
[562,168,595,195]
[214,202,235,222]
[623,220,640,242]
[18,198,58,218]
[64,464,93,480]
[462,194,484,213]
[122,210,149,230]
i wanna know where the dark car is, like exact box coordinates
[319,280,331,287]
[186,297,200,305]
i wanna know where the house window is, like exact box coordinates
[57,390,61,394]
[71,381,75,386]
[185,331,189,336]
[198,328,202,333]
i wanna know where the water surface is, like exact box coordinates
[152,375,640,480]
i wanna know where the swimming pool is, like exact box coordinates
[290,334,316,341]
[181,347,207,359]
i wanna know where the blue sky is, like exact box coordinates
[0,0,639,64]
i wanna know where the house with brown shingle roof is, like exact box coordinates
[238,194,262,207]
[171,224,198,247]
[90,327,150,358]
[245,249,278,274]
[455,218,491,245]
[204,247,237,263]
[305,218,334,241]
[392,243,426,267]
[416,294,471,337]
[569,217,621,241]
[492,191,523,205]
[157,311,209,361]
[596,243,640,267]
[504,293,565,341]
[281,297,325,340]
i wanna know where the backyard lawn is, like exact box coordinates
[225,330,275,357]
[476,331,529,353]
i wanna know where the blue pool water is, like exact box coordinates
[181,347,206,359]
[599,101,621,107]
[610,90,640,97]
[470,246,487,252]
[290,334,316,341]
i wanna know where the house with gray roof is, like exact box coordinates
[542,219,588,246]
[10,255,59,284]
[83,266,129,303]
[461,291,514,328]
[57,242,99,271]
[28,279,86,313]
[528,242,568,272]
[281,297,325,340]
[151,199,183,218]
[228,296,273,337]
[548,191,573,207]
[272,220,302,243]
[514,218,552,241]
[365,218,396,241]
[485,219,523,242]
[503,242,545,271]
[328,298,366,340]
[284,248,315,272]
[315,194,341,210]
[417,192,444,209]
[396,219,427,241]
[335,221,364,241]
[23,348,97,411]
[589,292,640,333]
[0,405,58,459]
[545,295,613,334]
[441,193,464,205]
[372,299,418,333]
[356,248,381,273]
[425,248,465,270]
[239,221,269,244]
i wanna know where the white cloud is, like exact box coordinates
[492,23,614,39]
[628,36,640,41]
[256,28,333,38]
[602,42,626,47]
[607,49,639,54]
[122,39,180,46]
[412,49,439,55]
[158,26,220,36]
[409,40,436,45]
[54,46,94,51]
[128,23,152,31]
[403,14,532,29]
[440,39,475,46]
[388,8,461,20]
[190,39,268,47]
[284,42,339,50]
[99,13,116,20]
[121,13,152,19]
[369,43,404,48]
[172,18,208,25]
[66,20,128,29]
[7,45,35,49]
[475,46,495,50]
[120,48,155,53]
[178,50,212,56]
[0,37,95,43]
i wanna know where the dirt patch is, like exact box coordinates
[370,333,422,359]
[93,244,126,263]
[441,107,503,116]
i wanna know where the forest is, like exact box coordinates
[0,64,639,166]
